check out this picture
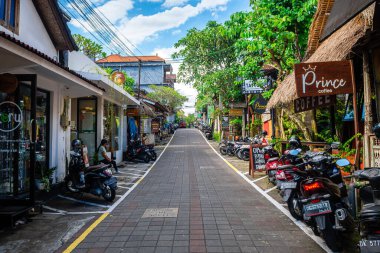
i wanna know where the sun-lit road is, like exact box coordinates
[63,129,324,253]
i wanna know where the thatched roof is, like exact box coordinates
[267,4,375,109]
[305,0,335,59]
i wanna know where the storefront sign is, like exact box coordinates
[0,101,23,132]
[294,95,336,113]
[242,80,263,94]
[152,122,160,133]
[111,71,125,86]
[295,61,353,97]
[229,108,243,117]
[222,116,229,130]
[126,108,139,117]
[252,96,267,114]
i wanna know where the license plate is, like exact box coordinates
[303,200,332,217]
[280,182,297,189]
[359,240,380,253]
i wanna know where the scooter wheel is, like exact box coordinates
[150,152,157,161]
[241,150,250,161]
[103,185,116,202]
[144,154,151,163]
[65,179,80,193]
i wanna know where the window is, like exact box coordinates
[0,0,19,33]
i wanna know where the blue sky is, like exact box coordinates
[63,0,251,115]
[64,0,251,58]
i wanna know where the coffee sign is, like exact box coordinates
[0,101,23,132]
[294,95,336,113]
[295,60,353,97]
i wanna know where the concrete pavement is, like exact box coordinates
[61,129,324,253]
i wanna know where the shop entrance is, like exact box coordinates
[0,75,36,207]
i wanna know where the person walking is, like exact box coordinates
[98,139,119,173]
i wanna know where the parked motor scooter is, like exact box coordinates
[353,168,380,253]
[65,140,118,202]
[127,139,152,163]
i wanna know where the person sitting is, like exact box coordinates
[98,139,119,173]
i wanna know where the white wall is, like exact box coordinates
[68,51,107,75]
[0,1,58,59]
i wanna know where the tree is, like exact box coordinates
[147,85,188,111]
[73,34,106,60]
[185,114,196,126]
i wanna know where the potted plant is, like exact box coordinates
[39,166,56,192]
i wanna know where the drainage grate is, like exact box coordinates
[142,208,179,218]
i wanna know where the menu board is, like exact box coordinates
[252,147,266,171]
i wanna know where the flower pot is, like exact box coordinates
[34,179,45,191]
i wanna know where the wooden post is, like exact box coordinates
[350,60,360,169]
[249,143,254,177]
[330,105,336,137]
[363,51,373,167]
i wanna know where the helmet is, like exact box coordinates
[262,130,268,136]
[289,136,301,149]
[71,139,81,152]
[374,123,380,139]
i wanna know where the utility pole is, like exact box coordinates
[138,59,142,99]
[137,59,142,136]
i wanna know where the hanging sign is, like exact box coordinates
[242,80,263,94]
[0,101,23,132]
[229,108,243,117]
[152,121,160,133]
[252,96,267,114]
[110,71,125,86]
[295,61,353,97]
[126,108,139,117]
[294,95,336,113]
[221,116,229,130]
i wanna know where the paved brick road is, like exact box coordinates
[66,129,324,253]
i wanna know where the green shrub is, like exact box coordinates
[213,132,221,142]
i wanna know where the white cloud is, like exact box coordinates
[162,0,189,8]
[171,29,181,35]
[70,0,230,46]
[96,0,134,24]
[151,46,180,59]
[118,0,230,45]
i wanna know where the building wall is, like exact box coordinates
[0,1,58,59]
[99,62,165,86]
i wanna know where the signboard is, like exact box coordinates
[221,116,229,130]
[152,121,160,133]
[252,96,267,114]
[126,108,139,116]
[242,80,263,94]
[295,61,353,97]
[251,147,266,171]
[207,105,214,119]
[229,108,243,117]
[294,95,336,113]
[0,101,23,132]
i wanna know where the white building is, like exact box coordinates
[0,0,137,208]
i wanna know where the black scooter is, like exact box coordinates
[65,149,118,202]
[126,140,152,163]
[354,168,380,253]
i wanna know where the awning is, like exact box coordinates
[140,101,157,118]
[267,4,375,109]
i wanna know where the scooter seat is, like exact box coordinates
[86,163,110,171]
[277,164,293,170]
[357,168,380,183]
[267,157,279,162]
[360,204,380,220]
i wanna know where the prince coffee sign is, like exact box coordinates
[295,60,353,97]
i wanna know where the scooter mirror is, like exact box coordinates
[289,149,300,156]
[336,158,350,167]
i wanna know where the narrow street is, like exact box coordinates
[60,129,324,253]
